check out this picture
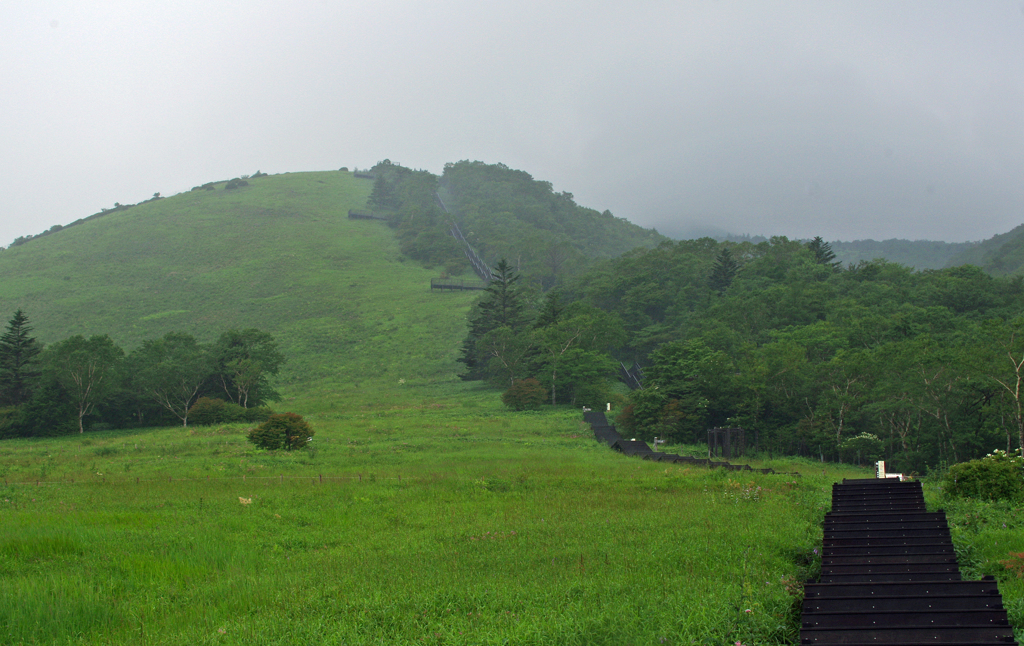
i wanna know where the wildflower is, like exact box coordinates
[218,628,226,634]
[745,609,752,613]
[239,497,252,505]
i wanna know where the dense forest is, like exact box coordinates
[464,236,1024,475]
[368,160,664,288]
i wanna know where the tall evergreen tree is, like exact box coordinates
[460,259,530,379]
[470,259,528,336]
[807,236,839,267]
[0,309,41,406]
[708,247,739,294]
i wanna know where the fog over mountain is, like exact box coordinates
[3,1,1023,246]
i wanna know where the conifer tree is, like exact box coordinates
[708,247,739,294]
[807,236,839,267]
[0,309,41,406]
[460,259,530,379]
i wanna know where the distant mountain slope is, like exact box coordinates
[829,238,979,270]
[943,223,1024,276]
[0,170,478,396]
[440,161,665,268]
[371,160,665,288]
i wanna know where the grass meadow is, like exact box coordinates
[1,386,869,646]
[1,170,1021,644]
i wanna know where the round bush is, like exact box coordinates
[188,397,250,425]
[944,450,1024,501]
[188,397,227,425]
[501,378,547,411]
[247,412,313,450]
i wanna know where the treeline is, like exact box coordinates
[829,238,979,271]
[367,159,663,288]
[460,255,724,415]
[0,311,284,437]
[566,237,1024,473]
[465,237,1024,474]
[459,260,625,410]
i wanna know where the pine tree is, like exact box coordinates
[708,247,739,294]
[460,259,530,379]
[807,236,839,267]
[469,259,528,337]
[0,310,42,406]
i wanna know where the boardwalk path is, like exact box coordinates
[801,478,1018,645]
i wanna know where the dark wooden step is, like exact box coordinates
[804,595,1006,613]
[799,625,1016,644]
[823,544,954,557]
[824,536,954,548]
[804,581,1000,598]
[825,512,948,523]
[823,554,958,566]
[820,571,961,583]
[802,609,1010,629]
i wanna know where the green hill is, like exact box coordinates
[372,160,665,288]
[829,238,979,270]
[944,222,1024,276]
[0,170,478,399]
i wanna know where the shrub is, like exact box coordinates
[501,378,546,411]
[943,449,1024,502]
[247,412,313,450]
[224,178,249,190]
[188,397,249,425]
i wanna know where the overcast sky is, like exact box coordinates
[2,1,1023,246]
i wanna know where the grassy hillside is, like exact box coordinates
[0,171,478,399]
[945,222,1024,276]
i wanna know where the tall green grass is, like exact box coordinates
[0,396,863,645]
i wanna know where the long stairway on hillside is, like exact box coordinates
[800,478,1018,645]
